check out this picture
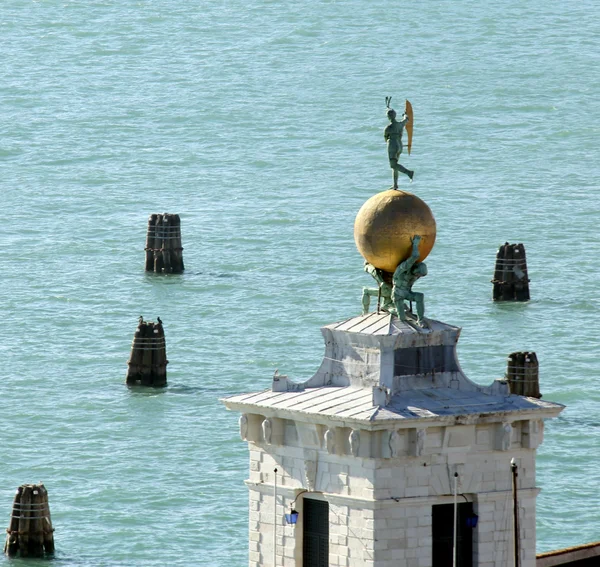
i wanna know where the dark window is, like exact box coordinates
[394,345,458,376]
[303,498,329,567]
[432,503,474,567]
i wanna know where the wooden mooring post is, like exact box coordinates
[4,484,54,558]
[145,213,184,274]
[492,242,530,301]
[506,351,541,398]
[126,317,168,387]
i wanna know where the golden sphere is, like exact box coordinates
[354,190,436,272]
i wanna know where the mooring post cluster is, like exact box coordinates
[506,351,541,398]
[492,242,530,301]
[4,484,54,558]
[145,213,184,274]
[126,317,168,387]
[3,102,560,566]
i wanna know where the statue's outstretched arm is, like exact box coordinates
[397,235,421,274]
[411,235,421,258]
[365,262,385,286]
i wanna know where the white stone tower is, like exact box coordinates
[223,186,564,566]
[222,312,564,567]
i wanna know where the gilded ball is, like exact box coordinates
[354,190,436,272]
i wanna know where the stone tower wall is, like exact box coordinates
[242,415,541,567]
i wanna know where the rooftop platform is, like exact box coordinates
[223,384,563,427]
[223,313,564,427]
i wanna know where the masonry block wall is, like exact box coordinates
[241,414,543,567]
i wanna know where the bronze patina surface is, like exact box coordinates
[384,96,414,188]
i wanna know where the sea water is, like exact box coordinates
[1,1,599,565]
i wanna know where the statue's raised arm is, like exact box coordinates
[404,235,421,268]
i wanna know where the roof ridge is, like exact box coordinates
[368,405,381,422]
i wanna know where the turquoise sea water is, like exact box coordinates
[1,1,599,564]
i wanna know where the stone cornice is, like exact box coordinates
[223,399,564,430]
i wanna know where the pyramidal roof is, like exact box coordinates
[222,313,564,427]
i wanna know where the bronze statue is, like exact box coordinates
[384,97,414,189]
[361,261,394,315]
[391,235,427,326]
[361,235,427,327]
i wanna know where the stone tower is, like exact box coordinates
[222,311,564,567]
[223,184,564,566]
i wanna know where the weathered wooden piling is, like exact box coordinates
[145,213,158,271]
[492,242,530,301]
[145,213,184,274]
[4,484,54,558]
[126,317,168,387]
[506,351,541,398]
